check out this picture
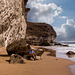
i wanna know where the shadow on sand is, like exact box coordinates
[0,54,9,57]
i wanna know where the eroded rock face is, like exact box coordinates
[26,22,56,46]
[0,0,28,55]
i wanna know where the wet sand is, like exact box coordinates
[0,47,74,75]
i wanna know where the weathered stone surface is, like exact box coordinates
[47,50,56,57]
[7,43,31,56]
[36,48,56,57]
[66,51,75,55]
[1,0,27,46]
[25,8,30,22]
[34,49,44,57]
[26,22,56,46]
[40,39,51,46]
[9,54,25,64]
[0,0,28,55]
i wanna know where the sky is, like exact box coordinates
[27,0,75,42]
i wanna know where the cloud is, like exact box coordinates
[55,19,75,41]
[26,0,75,41]
[59,16,68,19]
[27,0,62,24]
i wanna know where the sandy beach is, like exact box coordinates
[0,47,74,75]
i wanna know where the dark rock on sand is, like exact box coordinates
[54,42,69,47]
[34,49,44,57]
[66,51,75,55]
[7,42,31,56]
[34,47,56,57]
[39,48,56,57]
[47,49,56,57]
[9,54,25,64]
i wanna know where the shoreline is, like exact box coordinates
[32,46,75,75]
[0,47,75,75]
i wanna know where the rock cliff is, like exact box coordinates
[0,0,57,56]
[24,2,57,46]
[0,0,28,55]
[26,22,56,46]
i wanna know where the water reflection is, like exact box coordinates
[43,46,75,62]
[67,54,75,58]
[69,65,75,75]
[42,46,75,75]
[47,52,56,57]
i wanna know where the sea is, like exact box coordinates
[43,41,75,75]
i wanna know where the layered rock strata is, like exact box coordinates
[0,0,28,55]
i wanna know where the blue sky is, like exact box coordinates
[27,0,75,41]
[46,0,75,27]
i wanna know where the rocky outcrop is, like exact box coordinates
[0,0,28,55]
[9,54,25,64]
[47,50,56,57]
[66,51,75,55]
[25,8,30,22]
[54,42,69,47]
[26,22,56,46]
[7,43,31,56]
[0,0,57,57]
[34,49,44,57]
[25,2,56,46]
[33,47,56,57]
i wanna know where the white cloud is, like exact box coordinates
[27,0,62,24]
[55,19,75,41]
[59,16,68,19]
[26,0,75,41]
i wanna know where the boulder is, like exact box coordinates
[47,50,56,57]
[39,48,56,57]
[66,51,75,55]
[34,49,44,57]
[7,43,31,56]
[9,54,25,64]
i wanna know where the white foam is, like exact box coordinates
[69,44,75,47]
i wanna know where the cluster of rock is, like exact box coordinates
[34,47,56,57]
[0,0,57,64]
[9,54,25,64]
[42,48,56,57]
[23,48,44,60]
